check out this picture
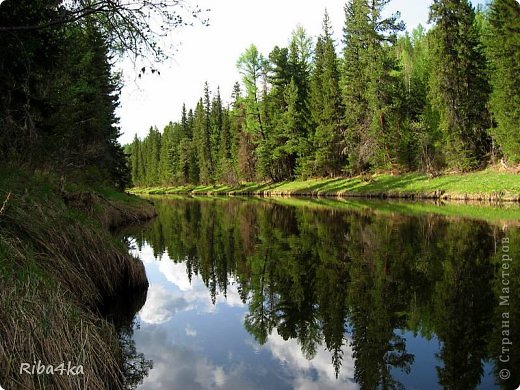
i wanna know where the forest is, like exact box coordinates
[128,0,519,188]
[0,0,204,189]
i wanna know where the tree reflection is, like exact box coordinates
[119,320,153,389]
[133,197,518,388]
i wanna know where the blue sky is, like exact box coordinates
[117,0,489,145]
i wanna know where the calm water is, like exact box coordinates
[124,197,519,389]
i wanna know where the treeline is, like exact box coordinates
[129,0,519,188]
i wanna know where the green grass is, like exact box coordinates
[269,197,520,224]
[140,194,520,225]
[131,169,520,201]
[0,168,153,389]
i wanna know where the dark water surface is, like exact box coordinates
[125,197,519,389]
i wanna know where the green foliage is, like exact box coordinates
[394,26,443,172]
[308,11,344,177]
[485,0,520,163]
[342,0,405,173]
[0,1,131,189]
[428,0,492,170]
[129,0,519,188]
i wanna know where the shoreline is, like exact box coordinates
[0,171,156,389]
[136,193,520,227]
[129,170,520,202]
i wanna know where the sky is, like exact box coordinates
[117,0,488,145]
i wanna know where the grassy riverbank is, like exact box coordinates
[265,197,520,226]
[131,169,520,201]
[0,170,155,389]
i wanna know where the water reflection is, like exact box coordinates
[127,197,519,389]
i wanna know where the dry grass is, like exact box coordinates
[0,184,154,389]
[0,191,10,216]
[62,190,156,231]
[3,196,149,308]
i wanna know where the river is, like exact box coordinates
[122,196,519,389]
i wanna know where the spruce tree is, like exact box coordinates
[130,135,142,185]
[485,0,520,163]
[342,0,404,172]
[159,123,174,184]
[210,87,224,176]
[177,104,192,183]
[429,0,491,170]
[310,10,344,177]
[193,93,212,184]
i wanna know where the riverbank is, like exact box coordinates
[130,169,520,202]
[0,170,155,389]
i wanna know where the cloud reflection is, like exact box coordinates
[134,326,260,390]
[139,285,190,324]
[134,242,356,389]
[263,330,358,390]
[137,243,245,312]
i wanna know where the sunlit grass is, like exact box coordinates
[131,169,520,201]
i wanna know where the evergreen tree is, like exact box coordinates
[237,45,270,179]
[141,126,161,186]
[429,0,491,170]
[237,45,268,141]
[230,83,255,181]
[210,87,224,177]
[125,3,513,188]
[187,108,200,183]
[309,10,344,177]
[159,123,174,184]
[177,104,193,183]
[288,26,313,135]
[130,135,142,186]
[193,92,213,184]
[342,0,405,172]
[394,27,442,172]
[485,0,520,163]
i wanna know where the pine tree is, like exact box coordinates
[310,10,344,177]
[429,0,491,170]
[485,0,520,163]
[342,0,404,172]
[193,92,213,184]
[210,87,224,177]
[159,123,174,184]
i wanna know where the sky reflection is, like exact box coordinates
[131,242,358,389]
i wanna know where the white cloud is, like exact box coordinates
[158,258,194,291]
[136,242,246,311]
[128,240,156,263]
[135,327,259,390]
[139,284,190,324]
[185,324,197,337]
[264,329,358,390]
